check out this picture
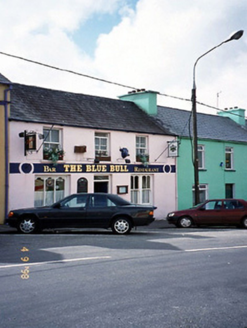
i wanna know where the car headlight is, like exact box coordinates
[168,213,175,217]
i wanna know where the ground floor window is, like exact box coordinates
[131,175,152,204]
[192,184,208,205]
[225,183,234,198]
[34,176,66,206]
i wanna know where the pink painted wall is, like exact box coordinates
[9,121,177,219]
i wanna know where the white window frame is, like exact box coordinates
[192,184,208,205]
[43,128,62,150]
[34,176,68,207]
[95,132,110,157]
[225,147,234,170]
[131,175,152,205]
[198,145,205,169]
[136,135,148,156]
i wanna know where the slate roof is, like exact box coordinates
[154,106,247,143]
[0,73,11,84]
[9,83,171,135]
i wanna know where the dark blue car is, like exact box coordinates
[7,193,156,234]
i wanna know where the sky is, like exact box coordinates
[0,0,246,114]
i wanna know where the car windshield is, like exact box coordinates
[190,203,204,209]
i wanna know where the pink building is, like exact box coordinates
[8,83,177,220]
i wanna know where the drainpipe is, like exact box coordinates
[2,85,12,222]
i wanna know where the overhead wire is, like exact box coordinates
[0,51,137,90]
[0,51,245,120]
[1,50,245,164]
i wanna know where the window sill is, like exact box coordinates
[199,168,207,171]
[224,169,236,172]
[41,159,65,164]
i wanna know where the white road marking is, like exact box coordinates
[185,245,247,252]
[0,256,111,269]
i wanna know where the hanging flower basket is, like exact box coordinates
[138,154,149,167]
[43,147,65,165]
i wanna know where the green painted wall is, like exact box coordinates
[177,137,247,210]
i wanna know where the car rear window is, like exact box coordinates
[223,200,244,209]
[108,195,131,206]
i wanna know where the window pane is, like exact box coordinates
[146,176,150,188]
[62,195,88,208]
[131,190,139,204]
[95,139,99,148]
[43,129,61,160]
[45,178,54,205]
[204,201,221,210]
[91,195,108,207]
[197,145,204,169]
[136,136,147,155]
[43,129,50,141]
[56,177,65,202]
[198,152,203,168]
[225,153,231,168]
[131,175,151,204]
[131,176,134,189]
[95,133,109,156]
[51,130,59,142]
[142,190,150,203]
[225,147,233,169]
[135,176,139,189]
[34,178,44,207]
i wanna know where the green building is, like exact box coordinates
[156,106,247,210]
[120,90,247,210]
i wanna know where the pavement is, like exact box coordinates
[0,219,171,233]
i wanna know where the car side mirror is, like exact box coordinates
[199,207,205,211]
[53,203,61,209]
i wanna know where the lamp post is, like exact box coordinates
[192,30,244,205]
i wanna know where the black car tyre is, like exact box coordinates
[242,217,247,229]
[18,217,38,234]
[178,216,193,228]
[112,217,131,234]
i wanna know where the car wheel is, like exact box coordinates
[18,217,38,234]
[241,217,247,229]
[112,218,131,234]
[178,217,193,228]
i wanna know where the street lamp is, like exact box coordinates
[191,30,244,205]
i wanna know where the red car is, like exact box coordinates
[167,199,247,228]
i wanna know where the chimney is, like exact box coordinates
[119,89,158,116]
[218,107,246,126]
